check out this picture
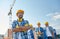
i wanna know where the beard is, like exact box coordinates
[18,15,23,18]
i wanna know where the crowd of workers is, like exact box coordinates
[12,9,57,39]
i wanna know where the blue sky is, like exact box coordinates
[0,0,60,34]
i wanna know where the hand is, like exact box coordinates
[38,32,42,35]
[52,32,54,38]
[25,24,29,26]
[52,34,54,38]
[16,26,20,28]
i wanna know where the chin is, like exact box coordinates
[19,17,22,18]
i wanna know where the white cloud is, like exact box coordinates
[53,14,60,20]
[46,12,60,20]
[46,12,59,16]
[46,14,52,17]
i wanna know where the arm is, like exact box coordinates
[13,26,31,32]
[37,28,44,35]
[12,20,22,32]
[13,20,30,32]
[12,20,16,31]
[34,32,38,39]
[49,26,54,38]
[23,20,30,31]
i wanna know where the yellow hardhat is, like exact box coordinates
[37,22,41,25]
[16,10,24,16]
[29,24,33,27]
[45,22,49,24]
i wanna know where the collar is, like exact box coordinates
[17,18,24,22]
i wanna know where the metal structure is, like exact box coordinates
[8,0,16,28]
[5,0,16,39]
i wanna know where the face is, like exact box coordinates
[30,26,32,28]
[45,24,48,27]
[17,13,23,18]
[37,24,41,27]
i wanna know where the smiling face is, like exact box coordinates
[17,12,23,18]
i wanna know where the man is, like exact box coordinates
[12,10,29,39]
[35,22,44,39]
[44,22,54,39]
[27,24,34,39]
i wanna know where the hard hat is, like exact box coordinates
[16,10,24,15]
[29,24,33,27]
[37,22,41,25]
[45,22,49,24]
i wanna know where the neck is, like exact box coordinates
[38,26,40,28]
[18,18,23,22]
[46,26,48,27]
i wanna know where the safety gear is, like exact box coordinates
[45,22,49,24]
[29,24,33,27]
[18,18,23,22]
[16,10,24,16]
[37,22,41,25]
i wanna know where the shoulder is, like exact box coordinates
[24,20,29,22]
[40,27,43,29]
[44,27,46,29]
[36,28,38,30]
[36,27,39,29]
[35,27,38,30]
[35,28,38,32]
[12,20,18,24]
[23,20,29,23]
[13,20,17,22]
[49,26,53,29]
[49,26,53,31]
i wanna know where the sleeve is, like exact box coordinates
[12,20,16,29]
[49,26,54,33]
[41,27,44,32]
[24,20,29,26]
[35,28,38,32]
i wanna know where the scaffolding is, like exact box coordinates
[8,0,16,28]
[8,0,16,39]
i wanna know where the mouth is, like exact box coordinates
[19,15,23,18]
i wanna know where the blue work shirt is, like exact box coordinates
[35,27,44,39]
[44,26,54,39]
[27,29,34,39]
[12,19,29,39]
